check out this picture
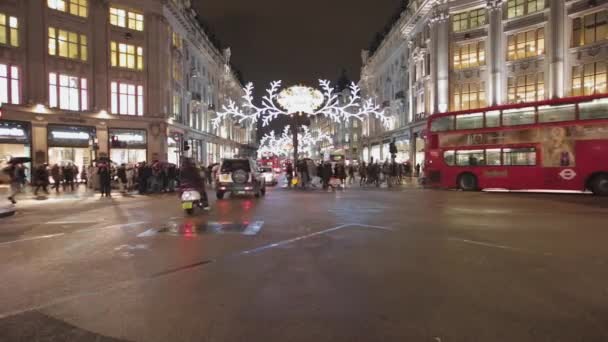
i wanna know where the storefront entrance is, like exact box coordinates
[109,128,147,165]
[47,125,95,180]
[0,120,31,180]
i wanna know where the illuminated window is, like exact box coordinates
[172,57,182,81]
[48,0,87,18]
[452,8,486,32]
[173,93,181,117]
[172,32,182,50]
[507,27,544,61]
[110,81,144,116]
[453,41,485,69]
[49,73,88,111]
[0,14,19,47]
[0,64,20,106]
[572,10,608,47]
[110,42,144,70]
[572,62,607,96]
[48,27,87,61]
[452,83,486,111]
[507,0,543,19]
[507,73,544,103]
[110,7,144,31]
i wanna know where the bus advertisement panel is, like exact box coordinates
[425,95,608,195]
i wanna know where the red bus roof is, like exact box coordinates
[428,93,608,121]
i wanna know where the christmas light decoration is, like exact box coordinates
[213,80,392,128]
[257,125,331,158]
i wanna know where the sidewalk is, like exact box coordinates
[0,184,152,214]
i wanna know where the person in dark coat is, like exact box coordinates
[33,164,50,196]
[285,163,294,188]
[98,163,112,197]
[359,162,367,186]
[63,165,74,191]
[117,164,127,193]
[321,162,332,190]
[51,164,61,193]
[138,162,149,194]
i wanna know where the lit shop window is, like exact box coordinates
[173,93,181,118]
[47,0,88,18]
[111,82,144,116]
[507,0,544,19]
[507,73,544,104]
[452,8,486,32]
[173,57,183,81]
[172,32,182,50]
[507,27,544,61]
[49,73,88,111]
[453,41,485,69]
[48,27,87,61]
[572,10,608,47]
[110,42,144,70]
[109,7,144,31]
[452,83,486,111]
[572,62,607,96]
[0,14,19,47]
[0,64,20,106]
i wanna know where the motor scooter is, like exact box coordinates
[181,188,208,215]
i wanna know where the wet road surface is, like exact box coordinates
[1,186,608,341]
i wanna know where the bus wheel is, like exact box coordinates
[458,173,478,191]
[591,174,608,196]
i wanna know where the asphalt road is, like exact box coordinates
[0,185,607,342]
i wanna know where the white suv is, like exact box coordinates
[215,158,266,199]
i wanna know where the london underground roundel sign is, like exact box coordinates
[559,169,577,181]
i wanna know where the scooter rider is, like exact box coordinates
[179,158,209,209]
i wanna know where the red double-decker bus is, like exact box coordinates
[425,94,608,195]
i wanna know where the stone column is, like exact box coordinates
[429,6,450,114]
[548,0,565,99]
[25,0,46,105]
[406,38,415,123]
[91,0,109,111]
[487,0,505,105]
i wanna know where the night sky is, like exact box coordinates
[194,0,403,132]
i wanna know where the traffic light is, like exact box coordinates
[183,140,190,152]
[111,135,120,148]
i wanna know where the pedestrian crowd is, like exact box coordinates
[2,159,214,204]
[284,158,422,191]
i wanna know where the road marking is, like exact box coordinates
[0,233,66,247]
[73,222,146,234]
[448,237,551,256]
[46,220,101,225]
[0,222,394,319]
[0,222,147,246]
[137,228,159,237]
[351,223,396,231]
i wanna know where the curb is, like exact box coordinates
[0,205,16,218]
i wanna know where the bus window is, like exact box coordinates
[456,113,484,130]
[430,116,454,132]
[538,104,576,123]
[503,148,536,166]
[502,107,535,126]
[485,110,500,127]
[444,151,455,166]
[579,98,608,120]
[486,149,501,166]
[456,150,484,166]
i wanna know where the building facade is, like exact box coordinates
[360,0,608,169]
[0,0,255,175]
